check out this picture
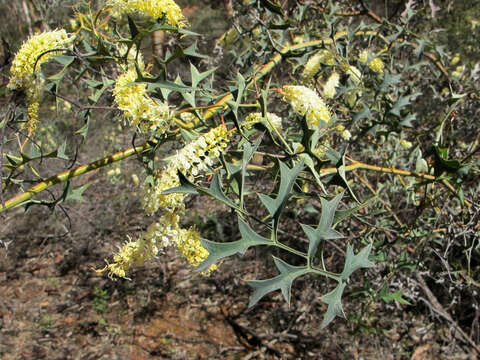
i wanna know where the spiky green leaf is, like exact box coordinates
[321,281,346,328]
[247,257,309,307]
[341,243,375,280]
[196,218,272,272]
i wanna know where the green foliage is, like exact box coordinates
[92,287,110,314]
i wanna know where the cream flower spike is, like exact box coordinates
[113,67,171,134]
[244,112,282,131]
[176,227,217,273]
[108,0,185,28]
[323,72,340,99]
[359,50,385,74]
[8,29,74,133]
[302,49,335,81]
[141,125,230,215]
[344,65,362,85]
[8,29,74,90]
[282,85,331,128]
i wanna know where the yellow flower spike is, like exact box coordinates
[359,49,385,74]
[450,54,460,66]
[282,85,331,128]
[108,0,186,28]
[400,139,413,149]
[343,64,362,85]
[359,49,368,65]
[141,125,230,215]
[8,29,74,134]
[323,72,340,99]
[97,235,157,279]
[302,49,335,81]
[176,227,217,273]
[368,57,384,74]
[244,112,282,131]
[97,212,181,278]
[113,67,171,134]
[8,29,74,90]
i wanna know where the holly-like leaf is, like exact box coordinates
[227,72,246,121]
[88,76,114,103]
[341,243,375,280]
[203,172,238,209]
[196,218,271,272]
[378,286,411,305]
[353,104,371,124]
[321,281,347,328]
[161,171,199,195]
[433,145,461,176]
[182,42,208,59]
[378,73,401,93]
[190,63,217,88]
[390,93,421,117]
[298,153,326,194]
[301,193,344,259]
[258,160,304,218]
[127,15,139,39]
[146,79,190,92]
[333,195,377,226]
[247,257,309,307]
[52,55,75,66]
[240,136,262,206]
[329,152,359,203]
[163,172,239,210]
[62,182,90,203]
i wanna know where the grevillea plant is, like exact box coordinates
[1,0,476,329]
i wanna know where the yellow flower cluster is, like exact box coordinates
[97,212,180,278]
[244,112,282,131]
[116,43,145,70]
[302,49,335,81]
[400,139,413,149]
[282,85,331,128]
[312,138,331,159]
[335,124,352,140]
[323,72,340,99]
[176,227,216,271]
[359,50,385,74]
[113,67,171,134]
[142,125,230,215]
[343,64,362,85]
[138,126,230,274]
[99,219,216,278]
[179,112,197,123]
[8,29,74,133]
[98,235,158,278]
[8,29,73,89]
[108,0,185,27]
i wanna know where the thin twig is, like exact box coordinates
[416,272,480,354]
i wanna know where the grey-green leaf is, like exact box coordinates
[204,173,238,209]
[321,281,347,328]
[341,243,375,280]
[258,161,304,218]
[161,171,199,195]
[196,218,272,272]
[247,257,309,307]
[238,218,271,245]
[333,195,377,226]
[318,193,343,231]
[62,183,90,203]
